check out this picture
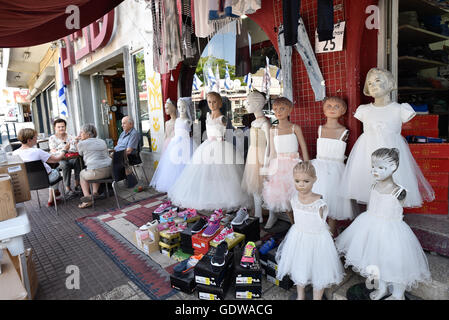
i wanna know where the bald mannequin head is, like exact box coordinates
[121,116,134,133]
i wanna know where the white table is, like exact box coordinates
[0,204,31,298]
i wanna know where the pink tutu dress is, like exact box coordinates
[262,126,302,212]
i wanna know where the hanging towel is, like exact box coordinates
[282,0,301,46]
[194,0,214,38]
[317,0,334,41]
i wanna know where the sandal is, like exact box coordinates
[80,193,101,202]
[78,202,92,209]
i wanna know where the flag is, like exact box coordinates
[215,64,221,92]
[58,57,68,118]
[262,56,271,96]
[193,73,202,90]
[276,68,282,82]
[244,73,252,89]
[207,67,217,92]
[224,65,233,90]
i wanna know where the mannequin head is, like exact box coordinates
[293,161,317,194]
[322,96,347,119]
[363,68,397,98]
[273,97,293,121]
[165,98,177,117]
[246,90,266,114]
[371,148,399,182]
[206,91,222,112]
[177,97,193,121]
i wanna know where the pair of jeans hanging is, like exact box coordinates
[317,0,334,42]
[278,18,326,102]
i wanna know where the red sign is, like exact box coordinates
[60,10,115,85]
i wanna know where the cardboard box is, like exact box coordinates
[135,229,150,248]
[232,217,260,242]
[423,173,449,188]
[170,269,196,294]
[0,174,17,222]
[8,248,39,300]
[404,201,448,215]
[159,229,181,245]
[0,249,28,300]
[235,283,262,299]
[0,154,31,204]
[402,129,439,138]
[194,249,234,287]
[409,143,449,159]
[234,248,262,285]
[210,232,245,250]
[141,238,159,255]
[402,115,439,131]
[180,224,195,255]
[192,225,224,255]
[416,159,449,173]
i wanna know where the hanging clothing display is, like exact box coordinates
[278,26,293,102]
[180,0,197,58]
[282,0,300,46]
[232,0,262,16]
[193,0,214,38]
[317,0,334,41]
[208,0,240,35]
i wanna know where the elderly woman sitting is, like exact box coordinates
[14,128,67,206]
[75,124,112,209]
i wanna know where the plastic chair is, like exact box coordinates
[86,150,127,209]
[24,160,65,214]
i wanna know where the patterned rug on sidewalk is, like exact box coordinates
[75,193,178,300]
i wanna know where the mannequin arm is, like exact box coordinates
[266,128,276,166]
[295,125,309,161]
[262,121,271,168]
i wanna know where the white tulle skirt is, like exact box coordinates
[311,159,354,220]
[335,211,431,289]
[150,135,196,193]
[275,224,345,290]
[262,153,302,212]
[340,133,434,208]
[167,139,250,211]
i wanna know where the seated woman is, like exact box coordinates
[49,118,81,196]
[14,128,68,206]
[75,124,112,209]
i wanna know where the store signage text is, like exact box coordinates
[60,10,115,85]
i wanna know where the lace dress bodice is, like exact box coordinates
[291,195,329,234]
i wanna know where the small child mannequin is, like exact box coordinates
[336,148,431,300]
[276,161,344,300]
[311,97,353,236]
[262,97,309,229]
[163,98,177,152]
[241,90,271,223]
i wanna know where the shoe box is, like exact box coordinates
[170,269,196,294]
[232,217,260,242]
[409,143,449,159]
[192,225,224,255]
[159,229,181,246]
[210,232,245,251]
[259,247,294,290]
[159,241,180,258]
[180,223,195,255]
[194,247,234,287]
[234,247,263,299]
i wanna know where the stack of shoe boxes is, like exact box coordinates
[159,229,181,257]
[170,268,196,294]
[233,217,260,242]
[194,247,234,300]
[191,226,224,255]
[210,232,245,251]
[180,224,195,255]
[406,142,449,215]
[401,114,440,138]
[234,248,263,299]
[260,247,294,290]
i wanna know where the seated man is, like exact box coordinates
[114,116,140,160]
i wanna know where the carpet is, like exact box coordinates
[75,193,179,300]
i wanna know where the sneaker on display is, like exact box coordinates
[210,242,228,267]
[259,237,276,255]
[160,209,178,223]
[212,223,235,244]
[231,208,249,226]
[191,217,208,234]
[178,208,198,220]
[240,241,256,268]
[213,209,224,219]
[173,253,204,275]
[153,201,172,214]
[202,214,223,237]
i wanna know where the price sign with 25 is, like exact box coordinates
[315,21,346,54]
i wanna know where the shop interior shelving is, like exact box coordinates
[399,0,449,16]
[398,24,449,46]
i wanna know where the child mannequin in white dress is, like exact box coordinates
[262,97,309,229]
[241,91,271,223]
[336,148,431,300]
[341,68,434,207]
[150,97,196,192]
[168,92,250,211]
[276,161,345,300]
[311,97,353,236]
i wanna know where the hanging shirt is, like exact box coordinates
[194,0,213,38]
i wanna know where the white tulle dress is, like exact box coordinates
[276,194,345,290]
[311,126,353,220]
[150,118,196,193]
[335,185,431,289]
[341,102,434,207]
[167,113,250,211]
[262,126,302,212]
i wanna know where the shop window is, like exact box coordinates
[132,50,151,149]
[192,18,282,131]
